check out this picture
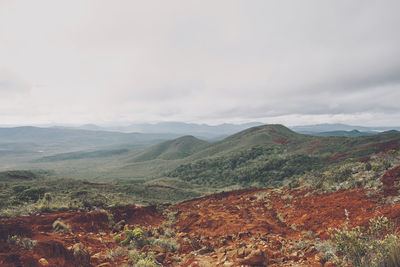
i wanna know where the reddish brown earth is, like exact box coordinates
[381,165,400,196]
[1,168,400,267]
[268,129,288,145]
[0,205,163,267]
[328,139,400,162]
[306,140,321,154]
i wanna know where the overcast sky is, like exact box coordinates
[1,0,400,126]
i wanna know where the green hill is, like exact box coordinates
[132,135,210,162]
[165,125,400,188]
[186,124,316,160]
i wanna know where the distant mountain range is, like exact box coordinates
[290,123,400,134]
[74,122,264,139]
[56,122,400,139]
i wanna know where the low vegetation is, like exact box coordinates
[0,171,201,218]
[167,145,323,187]
[323,216,399,266]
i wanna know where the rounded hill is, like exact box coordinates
[132,135,210,162]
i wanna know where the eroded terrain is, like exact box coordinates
[1,166,400,266]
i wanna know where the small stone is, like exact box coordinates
[239,249,268,266]
[38,258,49,266]
[91,252,102,260]
[325,260,336,267]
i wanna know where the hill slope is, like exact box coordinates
[2,171,400,266]
[165,125,400,188]
[186,124,309,159]
[131,136,210,162]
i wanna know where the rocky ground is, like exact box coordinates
[1,166,400,267]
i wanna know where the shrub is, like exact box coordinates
[107,247,124,259]
[276,212,285,223]
[120,228,147,248]
[281,194,293,201]
[365,162,372,172]
[129,250,157,266]
[12,185,30,194]
[6,236,37,250]
[20,238,37,250]
[72,243,90,266]
[163,228,175,238]
[7,235,21,245]
[17,187,47,202]
[114,234,122,243]
[149,237,179,252]
[314,241,337,263]
[52,219,71,233]
[43,192,52,204]
[254,191,270,200]
[384,245,400,267]
[329,216,399,266]
[69,190,108,209]
[301,230,314,239]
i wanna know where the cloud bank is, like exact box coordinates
[0,0,399,126]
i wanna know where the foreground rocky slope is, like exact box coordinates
[1,166,400,266]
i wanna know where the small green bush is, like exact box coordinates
[114,234,122,243]
[120,228,146,248]
[17,187,47,202]
[129,250,157,266]
[384,245,400,267]
[20,238,37,250]
[52,219,71,233]
[329,216,399,266]
[149,237,179,252]
[107,247,124,259]
[6,235,37,250]
[12,185,30,194]
[7,235,21,245]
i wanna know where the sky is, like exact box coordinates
[0,0,400,127]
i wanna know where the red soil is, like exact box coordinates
[381,165,400,196]
[268,128,288,145]
[355,140,400,154]
[2,177,400,266]
[307,140,321,154]
[328,139,400,162]
[327,151,348,162]
[0,205,164,267]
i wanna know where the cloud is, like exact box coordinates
[0,0,399,126]
[0,69,31,94]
